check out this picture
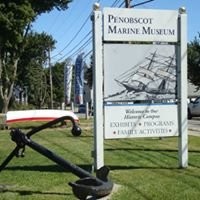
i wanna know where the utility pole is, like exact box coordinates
[125,0,131,8]
[48,47,53,109]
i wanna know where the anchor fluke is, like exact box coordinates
[69,166,113,199]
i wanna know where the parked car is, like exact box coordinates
[188,97,200,119]
[78,104,93,115]
[78,104,86,113]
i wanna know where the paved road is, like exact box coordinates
[188,118,200,136]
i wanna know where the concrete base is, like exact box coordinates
[86,184,121,200]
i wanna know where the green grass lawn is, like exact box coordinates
[0,119,200,200]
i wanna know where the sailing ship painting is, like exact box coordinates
[104,44,177,101]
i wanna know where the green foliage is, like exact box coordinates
[51,62,65,107]
[28,64,48,108]
[84,66,92,89]
[17,32,55,108]
[0,0,72,113]
[31,0,72,14]
[17,31,55,83]
[10,102,35,111]
[0,1,34,52]
[188,33,200,89]
[84,55,93,89]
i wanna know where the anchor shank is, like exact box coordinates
[26,137,97,180]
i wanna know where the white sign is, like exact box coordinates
[104,104,178,139]
[103,8,178,42]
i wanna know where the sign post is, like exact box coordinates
[92,5,187,169]
[92,8,104,170]
[178,8,188,168]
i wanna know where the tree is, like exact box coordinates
[27,62,47,108]
[84,55,93,89]
[188,33,200,90]
[17,32,55,108]
[51,62,65,108]
[0,0,72,113]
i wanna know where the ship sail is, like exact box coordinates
[104,51,176,101]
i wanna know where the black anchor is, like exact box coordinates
[0,116,113,199]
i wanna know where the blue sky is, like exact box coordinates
[32,0,200,64]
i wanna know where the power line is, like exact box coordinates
[68,37,92,58]
[83,49,93,60]
[51,0,101,60]
[51,15,91,59]
[53,0,83,37]
[111,0,123,7]
[52,0,122,62]
[54,35,92,63]
[52,0,155,63]
[119,1,125,7]
[132,0,154,7]
[52,30,92,62]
